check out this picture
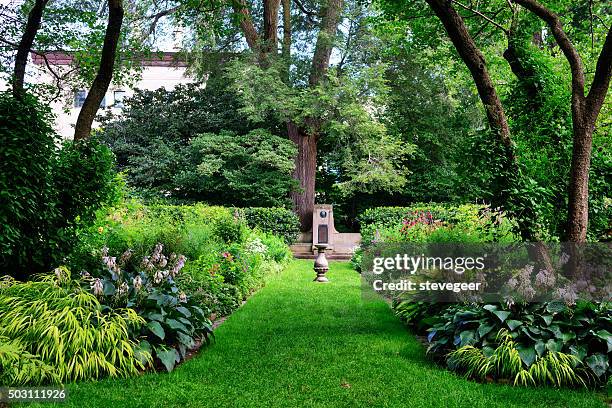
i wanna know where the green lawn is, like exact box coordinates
[28,260,607,408]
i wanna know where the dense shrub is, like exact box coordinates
[0,91,119,278]
[0,92,57,278]
[98,81,292,206]
[177,130,298,207]
[358,204,517,247]
[212,214,248,245]
[239,207,301,244]
[0,273,150,385]
[69,202,229,272]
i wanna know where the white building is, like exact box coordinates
[31,52,195,138]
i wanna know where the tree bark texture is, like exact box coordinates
[309,0,343,86]
[288,121,317,231]
[289,0,343,231]
[263,0,281,54]
[13,0,49,99]
[425,0,556,249]
[234,0,343,231]
[73,0,124,140]
[281,0,291,82]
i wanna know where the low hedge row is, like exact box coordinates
[358,203,486,228]
[238,207,300,244]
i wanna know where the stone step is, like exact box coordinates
[293,253,353,260]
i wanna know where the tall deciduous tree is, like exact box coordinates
[231,0,345,231]
[73,0,124,140]
[421,0,611,244]
[511,0,612,243]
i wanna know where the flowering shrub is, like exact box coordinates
[84,244,212,372]
[359,204,517,247]
[245,237,268,256]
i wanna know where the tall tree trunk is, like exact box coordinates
[73,0,124,140]
[425,0,515,164]
[309,0,343,86]
[281,0,291,83]
[12,0,49,99]
[288,122,317,231]
[425,0,556,277]
[233,0,344,231]
[288,0,343,231]
[232,0,260,50]
[262,0,281,54]
[512,0,612,242]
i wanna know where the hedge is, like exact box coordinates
[238,207,300,244]
[358,203,487,228]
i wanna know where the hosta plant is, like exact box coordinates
[85,244,213,372]
[395,300,611,387]
[448,330,593,387]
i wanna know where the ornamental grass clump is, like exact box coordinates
[0,272,150,385]
[448,330,591,387]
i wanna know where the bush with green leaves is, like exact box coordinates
[73,202,290,323]
[0,91,119,279]
[359,204,517,247]
[177,129,298,207]
[212,214,249,245]
[0,272,150,385]
[98,81,293,206]
[448,329,590,387]
[239,207,300,244]
[394,300,611,387]
[69,202,230,273]
[85,244,213,372]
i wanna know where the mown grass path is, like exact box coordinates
[30,260,606,408]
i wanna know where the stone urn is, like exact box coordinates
[313,243,330,283]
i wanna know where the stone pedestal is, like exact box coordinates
[313,244,329,283]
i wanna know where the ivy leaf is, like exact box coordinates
[595,330,612,352]
[534,340,545,356]
[545,338,562,352]
[483,304,498,312]
[478,323,495,338]
[166,318,188,332]
[176,306,192,318]
[569,345,587,362]
[491,310,511,323]
[459,330,475,346]
[546,302,567,313]
[517,345,536,366]
[134,340,152,365]
[540,315,553,326]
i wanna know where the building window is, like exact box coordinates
[100,96,107,108]
[74,90,87,107]
[114,90,126,108]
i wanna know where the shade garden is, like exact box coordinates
[1,0,612,406]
